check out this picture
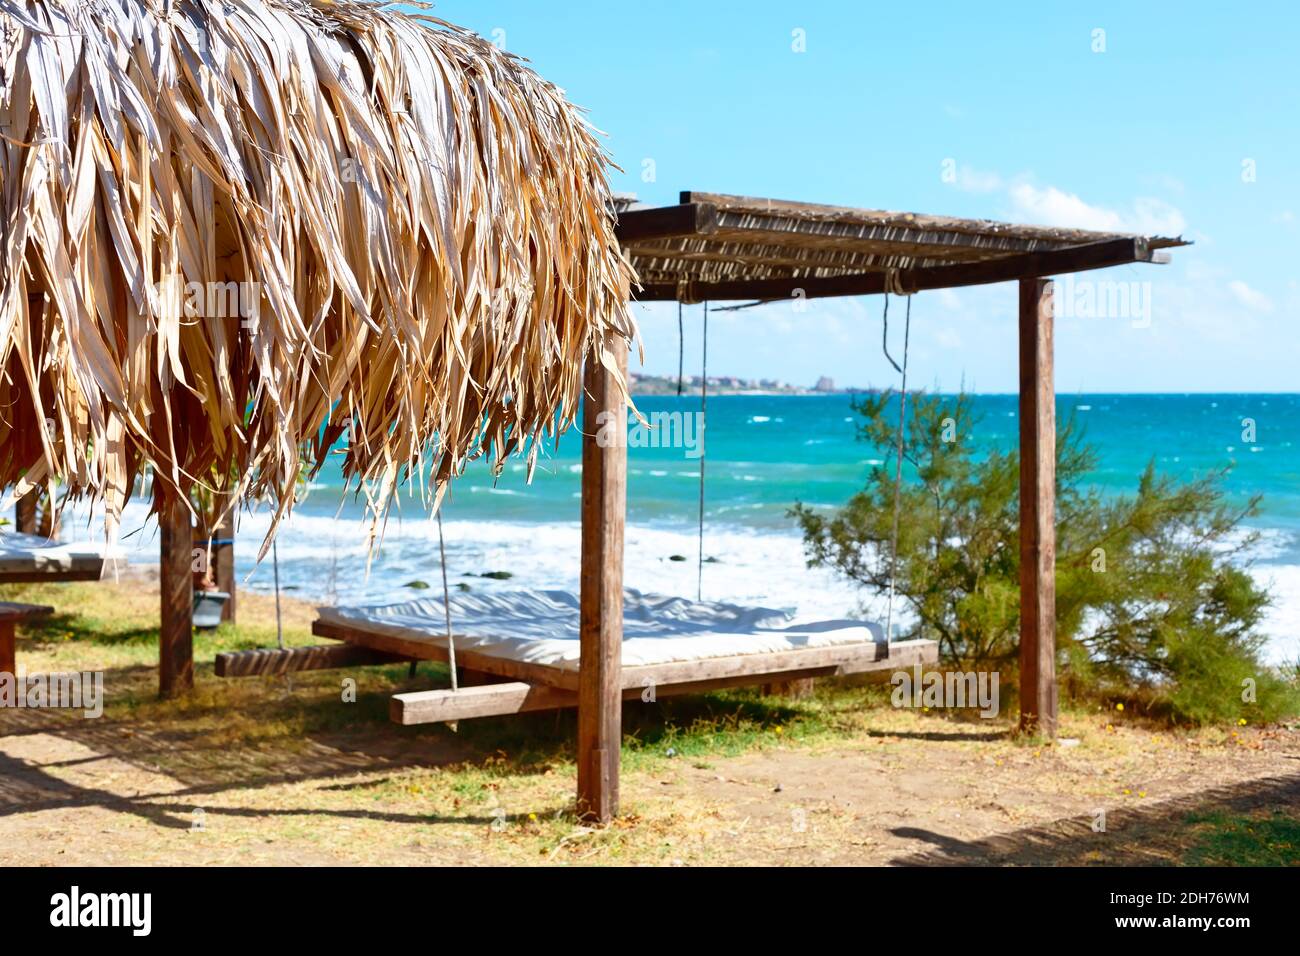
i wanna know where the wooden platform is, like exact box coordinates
[303,617,940,724]
[0,565,106,584]
[391,638,938,724]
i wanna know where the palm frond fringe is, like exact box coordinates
[0,0,637,554]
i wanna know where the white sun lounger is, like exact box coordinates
[317,589,887,672]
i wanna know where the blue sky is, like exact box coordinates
[430,1,1298,392]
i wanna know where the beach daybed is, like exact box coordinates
[215,589,937,722]
[0,531,115,584]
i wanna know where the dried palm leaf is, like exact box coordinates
[0,0,638,554]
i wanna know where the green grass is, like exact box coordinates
[1182,810,1300,866]
[1,578,905,783]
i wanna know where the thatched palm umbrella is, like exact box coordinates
[0,0,637,691]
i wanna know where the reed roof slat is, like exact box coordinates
[617,191,1188,302]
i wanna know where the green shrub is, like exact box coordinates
[793,390,1299,725]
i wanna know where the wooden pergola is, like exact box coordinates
[563,191,1187,818]
[16,190,1185,825]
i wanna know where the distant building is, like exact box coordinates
[814,376,836,392]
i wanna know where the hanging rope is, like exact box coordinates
[438,509,457,691]
[697,300,709,601]
[883,293,912,646]
[436,508,460,731]
[271,538,284,650]
[881,289,901,375]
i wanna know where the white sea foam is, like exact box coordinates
[48,499,1300,665]
[1251,564,1300,665]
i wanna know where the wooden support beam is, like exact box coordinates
[0,621,13,678]
[1018,278,1058,738]
[0,569,104,585]
[214,643,411,677]
[631,237,1157,303]
[158,485,194,698]
[311,619,566,688]
[577,340,627,823]
[0,602,53,676]
[615,202,717,243]
[620,639,895,689]
[391,639,940,724]
[14,491,37,535]
[213,498,236,624]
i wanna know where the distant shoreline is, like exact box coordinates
[629,384,1300,398]
[629,372,848,396]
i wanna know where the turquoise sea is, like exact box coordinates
[346,392,1299,542]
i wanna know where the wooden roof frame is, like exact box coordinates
[616,191,1187,303]
[557,190,1187,820]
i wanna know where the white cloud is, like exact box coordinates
[1008,183,1124,231]
[1128,197,1188,236]
[1228,280,1274,313]
[1007,183,1186,235]
[952,165,1002,193]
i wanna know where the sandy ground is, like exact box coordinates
[2,698,1296,865]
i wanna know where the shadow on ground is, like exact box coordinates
[0,655,811,832]
[889,772,1300,865]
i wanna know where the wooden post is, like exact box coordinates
[577,341,627,823]
[213,497,236,623]
[0,603,53,677]
[1018,278,1057,737]
[0,620,14,677]
[158,483,194,698]
[16,294,43,538]
[14,491,37,534]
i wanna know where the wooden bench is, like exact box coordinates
[0,601,54,675]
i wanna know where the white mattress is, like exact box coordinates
[0,531,115,575]
[318,589,883,670]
